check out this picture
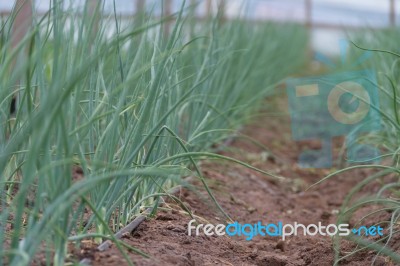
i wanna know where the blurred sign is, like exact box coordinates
[286,41,381,168]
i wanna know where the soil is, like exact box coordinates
[73,93,399,266]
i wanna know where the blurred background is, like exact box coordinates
[1,0,398,55]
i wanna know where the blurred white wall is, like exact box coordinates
[1,0,398,55]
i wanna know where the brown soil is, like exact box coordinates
[77,93,399,266]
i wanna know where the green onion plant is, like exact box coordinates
[0,0,307,265]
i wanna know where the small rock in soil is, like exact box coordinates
[247,206,257,213]
[276,240,286,252]
[320,210,331,220]
[166,224,185,233]
[156,213,176,221]
[181,239,191,244]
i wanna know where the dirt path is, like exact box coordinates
[82,93,397,266]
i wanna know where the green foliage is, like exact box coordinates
[319,28,400,265]
[0,1,307,265]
